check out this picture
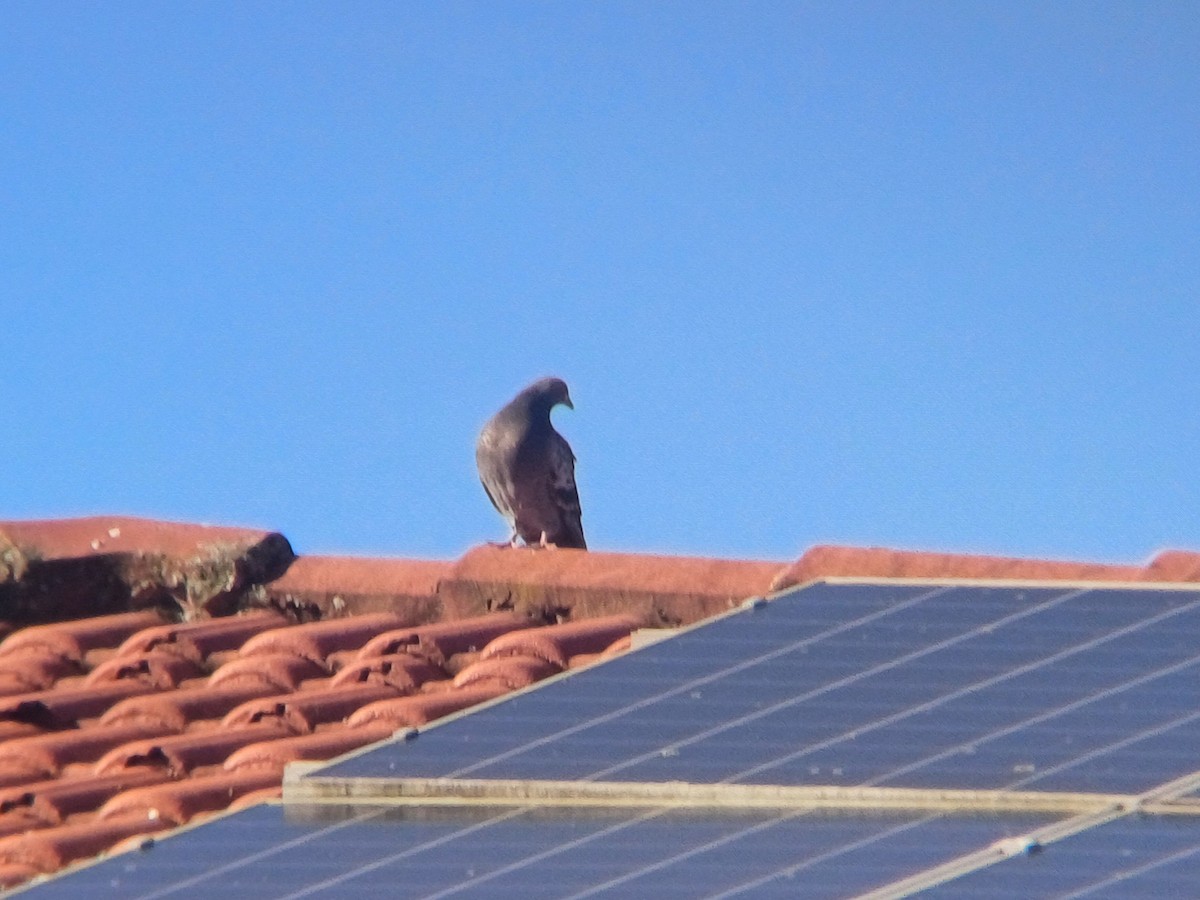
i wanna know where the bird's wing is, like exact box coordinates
[476,426,517,523]
[547,430,586,549]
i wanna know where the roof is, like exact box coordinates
[1,515,1198,893]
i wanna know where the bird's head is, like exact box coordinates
[528,376,573,411]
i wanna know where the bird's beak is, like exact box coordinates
[564,393,574,410]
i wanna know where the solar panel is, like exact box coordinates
[918,814,1200,898]
[323,582,1200,797]
[18,580,1200,898]
[20,801,1056,899]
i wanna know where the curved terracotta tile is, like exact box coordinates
[0,862,44,888]
[453,655,560,691]
[0,611,164,665]
[0,681,158,729]
[355,612,530,665]
[0,721,41,741]
[97,770,281,827]
[479,615,639,668]
[0,724,176,782]
[117,612,287,664]
[92,724,291,777]
[0,650,82,696]
[328,653,443,693]
[100,684,282,732]
[207,653,326,692]
[221,685,399,734]
[566,652,602,669]
[601,634,632,656]
[346,686,508,730]
[443,651,482,676]
[769,545,1146,592]
[227,785,282,810]
[223,725,394,773]
[239,613,413,665]
[84,652,205,689]
[0,811,169,873]
[0,811,44,839]
[1144,550,1200,582]
[0,770,172,824]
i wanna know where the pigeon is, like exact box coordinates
[476,377,587,550]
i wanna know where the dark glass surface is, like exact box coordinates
[921,814,1200,899]
[20,802,1055,900]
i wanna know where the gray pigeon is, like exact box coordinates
[476,377,587,550]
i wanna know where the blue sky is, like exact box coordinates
[3,3,1197,563]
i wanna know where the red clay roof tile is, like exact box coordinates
[238,613,415,665]
[0,721,42,742]
[1144,550,1200,582]
[328,654,443,693]
[117,613,288,663]
[0,517,277,562]
[769,545,1146,591]
[223,725,395,774]
[478,614,640,668]
[440,545,780,625]
[452,655,560,691]
[0,770,172,825]
[0,811,46,840]
[221,685,400,734]
[207,654,327,692]
[346,686,508,730]
[0,724,176,783]
[83,652,205,689]
[0,863,42,889]
[0,812,169,874]
[354,612,531,665]
[0,612,165,665]
[225,785,281,811]
[96,770,282,827]
[100,684,281,733]
[0,652,81,695]
[0,681,159,730]
[92,724,291,778]
[264,555,450,619]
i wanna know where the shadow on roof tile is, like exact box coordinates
[0,681,158,730]
[328,654,444,693]
[0,651,82,696]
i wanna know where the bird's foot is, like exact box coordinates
[537,531,560,550]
